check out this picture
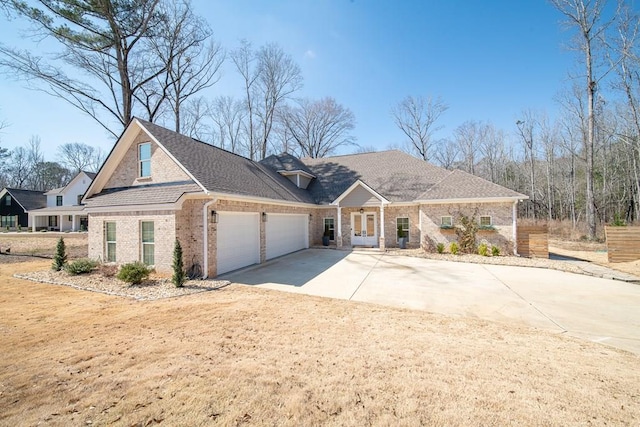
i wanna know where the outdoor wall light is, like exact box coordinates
[211,210,218,223]
[262,212,268,222]
[359,208,364,214]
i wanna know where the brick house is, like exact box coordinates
[83,118,527,277]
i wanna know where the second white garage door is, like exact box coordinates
[217,212,260,275]
[266,214,309,260]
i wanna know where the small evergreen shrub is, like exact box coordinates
[450,242,459,255]
[64,258,98,275]
[436,243,445,254]
[172,239,186,288]
[492,245,500,256]
[117,262,151,285]
[97,263,118,278]
[610,214,626,227]
[52,237,67,271]
[478,243,489,257]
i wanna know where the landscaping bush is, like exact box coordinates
[64,258,98,275]
[478,243,489,257]
[450,242,459,255]
[455,213,478,254]
[172,239,186,288]
[117,262,151,285]
[436,243,445,254]
[52,237,67,271]
[492,245,500,256]
[97,263,119,278]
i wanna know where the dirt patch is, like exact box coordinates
[0,259,639,426]
[550,238,640,277]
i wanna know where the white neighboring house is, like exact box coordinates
[28,171,96,232]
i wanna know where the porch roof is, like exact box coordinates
[29,205,87,215]
[331,180,390,207]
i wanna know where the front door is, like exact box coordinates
[351,212,377,246]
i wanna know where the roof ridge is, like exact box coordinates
[308,149,401,161]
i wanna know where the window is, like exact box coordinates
[56,195,63,206]
[397,217,409,242]
[1,216,16,228]
[105,222,116,262]
[141,221,154,265]
[5,195,10,206]
[139,143,151,178]
[441,216,453,228]
[48,216,58,227]
[68,215,73,222]
[480,215,492,227]
[323,218,335,241]
[77,194,83,205]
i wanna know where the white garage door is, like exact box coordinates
[217,212,260,275]
[266,214,309,260]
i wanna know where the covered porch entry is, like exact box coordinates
[331,180,389,249]
[29,206,88,232]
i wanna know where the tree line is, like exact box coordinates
[1,0,638,240]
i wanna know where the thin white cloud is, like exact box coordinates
[304,49,316,59]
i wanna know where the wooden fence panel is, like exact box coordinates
[605,226,640,263]
[517,225,548,259]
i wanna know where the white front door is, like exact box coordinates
[351,212,377,246]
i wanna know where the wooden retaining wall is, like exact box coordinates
[605,226,640,263]
[517,225,548,259]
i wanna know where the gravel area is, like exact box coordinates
[14,267,229,301]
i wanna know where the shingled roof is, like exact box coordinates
[300,150,525,204]
[3,188,46,211]
[261,153,315,176]
[84,182,203,208]
[137,120,316,204]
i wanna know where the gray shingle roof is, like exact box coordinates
[301,150,526,204]
[261,153,315,175]
[418,169,526,200]
[84,182,203,208]
[137,119,316,204]
[5,188,46,211]
[301,151,452,204]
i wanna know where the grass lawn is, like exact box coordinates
[1,259,639,426]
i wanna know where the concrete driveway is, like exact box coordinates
[221,249,640,355]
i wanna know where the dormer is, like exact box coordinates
[277,170,315,190]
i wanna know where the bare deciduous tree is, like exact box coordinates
[551,0,617,239]
[391,95,448,161]
[230,41,303,160]
[57,142,103,173]
[279,97,356,158]
[209,96,246,153]
[454,120,486,175]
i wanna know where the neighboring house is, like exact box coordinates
[28,171,96,231]
[83,118,527,277]
[0,188,46,230]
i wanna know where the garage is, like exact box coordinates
[266,213,309,260]
[216,212,260,275]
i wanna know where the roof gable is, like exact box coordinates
[418,169,527,202]
[0,188,47,211]
[332,180,390,207]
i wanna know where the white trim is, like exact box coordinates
[350,210,378,246]
[202,198,217,279]
[209,192,319,208]
[479,215,492,227]
[417,197,527,205]
[277,170,316,179]
[512,201,518,256]
[441,215,453,227]
[396,216,410,243]
[331,180,390,206]
[323,217,336,241]
[138,142,152,178]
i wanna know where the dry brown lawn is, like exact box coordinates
[1,258,639,426]
[549,238,640,277]
[0,232,87,259]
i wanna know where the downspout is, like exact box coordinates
[202,198,217,279]
[513,200,519,256]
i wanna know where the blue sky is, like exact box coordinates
[0,1,580,159]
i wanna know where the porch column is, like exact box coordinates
[336,205,342,247]
[72,215,77,232]
[59,215,62,231]
[379,202,385,250]
[31,215,36,232]
[512,201,518,256]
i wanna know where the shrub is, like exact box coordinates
[450,242,459,255]
[172,239,186,288]
[436,243,445,254]
[455,213,478,254]
[52,237,67,271]
[492,245,500,256]
[117,262,151,285]
[478,243,489,257]
[64,258,98,275]
[610,214,626,227]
